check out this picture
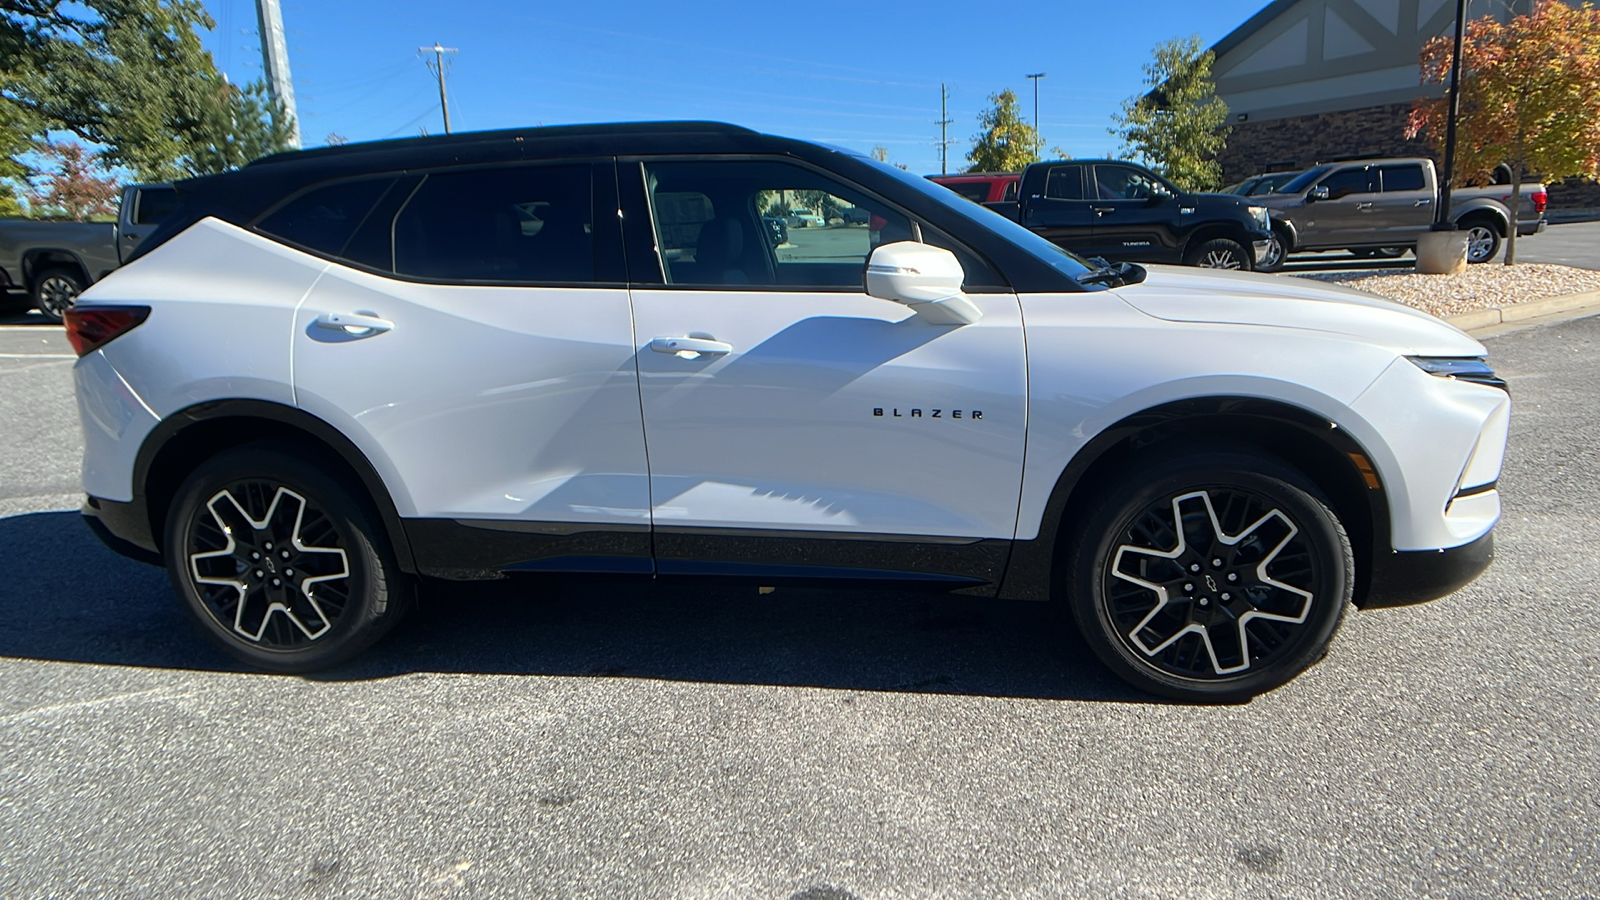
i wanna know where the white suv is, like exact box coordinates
[68,123,1508,700]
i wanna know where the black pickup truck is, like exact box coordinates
[997,160,1274,270]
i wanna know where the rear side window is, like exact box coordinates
[1380,165,1427,192]
[256,178,395,256]
[133,188,179,225]
[1044,166,1084,200]
[394,165,593,283]
[943,182,989,203]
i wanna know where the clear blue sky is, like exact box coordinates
[199,0,1268,175]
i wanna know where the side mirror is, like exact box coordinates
[1309,185,1330,202]
[865,242,982,326]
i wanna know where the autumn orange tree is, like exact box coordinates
[1407,1,1600,264]
[25,140,120,221]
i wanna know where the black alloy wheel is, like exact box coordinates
[165,442,410,672]
[1068,450,1351,701]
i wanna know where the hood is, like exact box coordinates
[1110,265,1485,356]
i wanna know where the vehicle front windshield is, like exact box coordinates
[1280,165,1334,194]
[855,155,1097,282]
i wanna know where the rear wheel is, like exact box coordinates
[1066,450,1351,701]
[31,267,83,324]
[1185,238,1250,271]
[1462,219,1503,264]
[164,442,411,672]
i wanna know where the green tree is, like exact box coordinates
[966,89,1040,173]
[25,139,120,220]
[2,0,295,184]
[1111,35,1231,192]
[1407,1,1600,264]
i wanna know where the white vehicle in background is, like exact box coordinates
[0,184,175,322]
[68,123,1507,701]
[785,208,824,228]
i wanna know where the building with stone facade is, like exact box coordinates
[1211,0,1600,214]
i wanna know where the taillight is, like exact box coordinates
[64,306,150,357]
[1533,190,1548,214]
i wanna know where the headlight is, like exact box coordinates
[1407,356,1508,391]
[1247,205,1269,231]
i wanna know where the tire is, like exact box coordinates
[1255,228,1289,273]
[164,442,411,672]
[30,267,84,324]
[1462,219,1503,264]
[1185,238,1250,271]
[1066,449,1352,701]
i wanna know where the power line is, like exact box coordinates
[419,43,459,134]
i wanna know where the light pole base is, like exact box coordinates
[1416,230,1468,274]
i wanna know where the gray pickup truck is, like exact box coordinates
[1253,158,1546,271]
[0,183,175,322]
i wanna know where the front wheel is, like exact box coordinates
[1185,238,1250,271]
[164,442,411,672]
[1066,450,1352,701]
[1255,229,1289,273]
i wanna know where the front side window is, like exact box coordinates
[393,165,593,283]
[643,159,916,288]
[1094,165,1162,201]
[1319,167,1374,199]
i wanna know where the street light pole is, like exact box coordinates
[1435,0,1469,230]
[1026,72,1046,155]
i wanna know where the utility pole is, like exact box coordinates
[1026,72,1046,155]
[255,0,300,148]
[936,83,956,175]
[420,43,459,134]
[1434,0,1469,229]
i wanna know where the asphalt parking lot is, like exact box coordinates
[2,310,1599,898]
[1279,219,1600,273]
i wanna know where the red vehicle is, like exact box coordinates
[928,173,1020,206]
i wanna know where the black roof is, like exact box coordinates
[167,121,830,228]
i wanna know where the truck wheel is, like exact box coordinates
[1463,220,1503,264]
[1185,238,1249,271]
[1065,449,1351,701]
[31,267,84,324]
[1255,228,1289,273]
[164,441,412,673]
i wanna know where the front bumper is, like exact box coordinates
[1251,239,1272,266]
[1362,529,1493,609]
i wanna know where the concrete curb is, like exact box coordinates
[1449,289,1600,335]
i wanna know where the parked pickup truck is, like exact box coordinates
[1252,158,1547,271]
[0,183,175,322]
[999,159,1273,270]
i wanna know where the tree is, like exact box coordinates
[2,0,295,184]
[870,145,890,162]
[24,139,119,219]
[966,90,1040,173]
[1111,35,1231,192]
[1407,1,1600,264]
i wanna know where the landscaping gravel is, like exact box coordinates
[1296,262,1600,318]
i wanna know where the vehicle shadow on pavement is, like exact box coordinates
[0,510,1152,703]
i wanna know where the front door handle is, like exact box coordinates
[1356,202,1374,211]
[1092,206,1115,216]
[1415,198,1432,207]
[314,311,394,336]
[650,334,732,359]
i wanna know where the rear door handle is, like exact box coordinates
[314,311,394,336]
[650,335,732,359]
[1415,199,1432,207]
[1092,206,1115,216]
[1356,202,1374,211]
